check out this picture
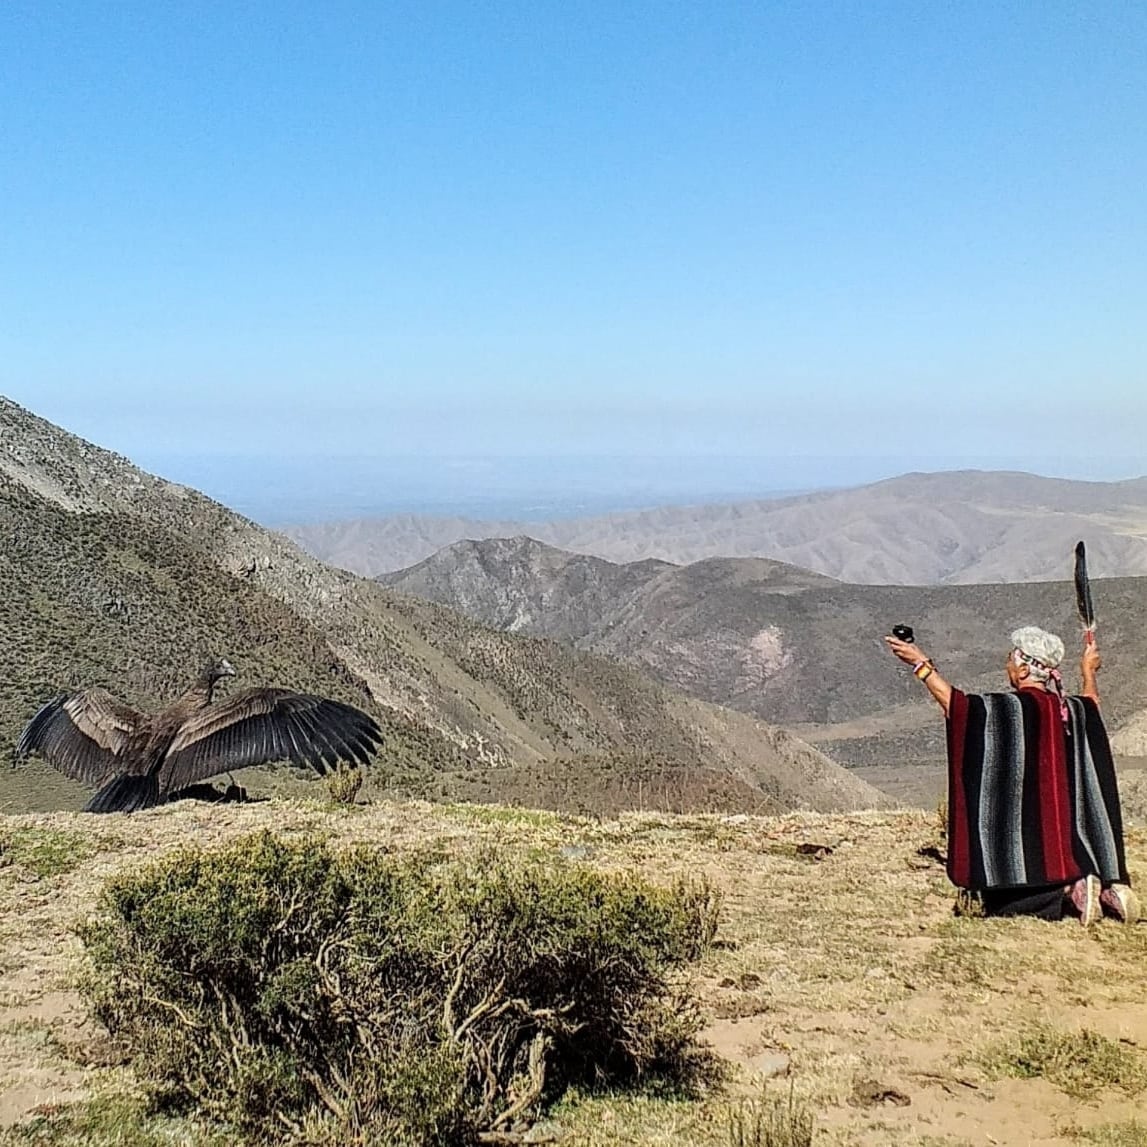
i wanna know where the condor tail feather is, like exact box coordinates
[85,773,161,814]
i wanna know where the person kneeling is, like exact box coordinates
[885,626,1137,926]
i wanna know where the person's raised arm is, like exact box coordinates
[884,635,954,717]
[1080,640,1101,707]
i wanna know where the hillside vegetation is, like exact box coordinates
[0,396,882,816]
[286,468,1147,583]
[3,800,1147,1145]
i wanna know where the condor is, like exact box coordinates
[15,659,382,813]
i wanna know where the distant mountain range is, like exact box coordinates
[284,470,1147,584]
[380,537,1147,777]
[0,396,884,817]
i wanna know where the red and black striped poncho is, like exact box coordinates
[946,688,1128,891]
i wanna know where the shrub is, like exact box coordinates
[79,831,718,1144]
[324,763,363,805]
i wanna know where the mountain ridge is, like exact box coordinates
[0,396,884,817]
[286,468,1147,583]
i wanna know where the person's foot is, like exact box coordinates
[1069,875,1102,926]
[1100,883,1140,924]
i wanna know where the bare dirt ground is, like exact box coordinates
[2,799,1147,1146]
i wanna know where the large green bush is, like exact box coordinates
[80,831,718,1144]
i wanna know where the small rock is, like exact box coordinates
[559,844,595,861]
[524,1121,563,1143]
[795,842,834,860]
[848,1079,910,1108]
[747,1051,791,1079]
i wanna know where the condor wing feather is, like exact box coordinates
[158,689,382,792]
[15,689,144,785]
[1074,540,1097,638]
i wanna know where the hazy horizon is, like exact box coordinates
[6,388,1145,524]
[130,444,1147,526]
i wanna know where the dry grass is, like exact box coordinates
[1,802,1146,1145]
[0,828,98,879]
[981,1024,1147,1098]
[728,1088,814,1147]
[1064,1122,1147,1146]
[323,763,364,804]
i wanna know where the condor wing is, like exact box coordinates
[16,689,144,785]
[158,689,381,792]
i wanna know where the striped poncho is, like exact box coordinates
[946,688,1128,891]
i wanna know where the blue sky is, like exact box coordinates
[2,2,1145,510]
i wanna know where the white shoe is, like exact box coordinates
[1069,875,1102,927]
[1100,883,1140,924]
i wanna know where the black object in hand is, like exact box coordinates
[891,624,915,643]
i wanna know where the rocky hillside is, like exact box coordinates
[286,468,1147,583]
[381,537,1147,770]
[0,396,884,816]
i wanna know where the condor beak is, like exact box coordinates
[219,659,236,677]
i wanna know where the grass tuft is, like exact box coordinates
[1065,1120,1147,1146]
[981,1024,1147,1099]
[0,827,94,878]
[727,1087,814,1147]
[953,888,984,918]
[0,1092,235,1147]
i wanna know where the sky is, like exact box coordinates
[2,2,1146,518]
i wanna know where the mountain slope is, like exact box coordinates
[380,537,1147,772]
[0,396,884,816]
[379,537,679,637]
[289,469,1147,583]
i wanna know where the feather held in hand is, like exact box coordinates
[1074,540,1096,640]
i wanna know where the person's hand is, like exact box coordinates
[1082,643,1102,677]
[885,635,929,666]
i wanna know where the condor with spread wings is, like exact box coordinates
[15,659,382,813]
